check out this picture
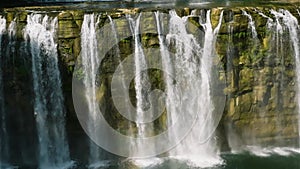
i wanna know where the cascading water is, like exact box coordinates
[270,9,300,148]
[154,11,177,130]
[23,14,72,169]
[163,9,224,167]
[7,19,17,66]
[226,9,300,156]
[107,15,134,135]
[77,8,299,167]
[80,14,106,168]
[224,17,242,153]
[242,10,258,39]
[0,16,9,168]
[127,14,154,155]
[247,9,300,151]
[1,6,299,168]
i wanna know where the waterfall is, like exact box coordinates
[7,19,17,67]
[1,5,300,168]
[224,19,241,152]
[270,9,300,147]
[154,11,177,129]
[80,14,106,168]
[127,13,152,134]
[107,15,134,135]
[223,9,300,155]
[163,9,224,167]
[268,10,286,146]
[269,9,300,148]
[0,16,9,168]
[24,14,72,169]
[242,10,257,39]
[126,14,155,160]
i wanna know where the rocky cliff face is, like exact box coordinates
[1,4,300,163]
[214,7,299,148]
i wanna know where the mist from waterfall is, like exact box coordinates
[23,14,72,169]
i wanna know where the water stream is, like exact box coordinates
[24,14,72,169]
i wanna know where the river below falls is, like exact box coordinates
[4,150,299,169]
[73,151,300,169]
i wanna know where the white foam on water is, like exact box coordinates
[169,155,224,168]
[246,146,270,157]
[272,147,292,156]
[130,157,164,168]
[287,147,300,154]
[246,146,300,157]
